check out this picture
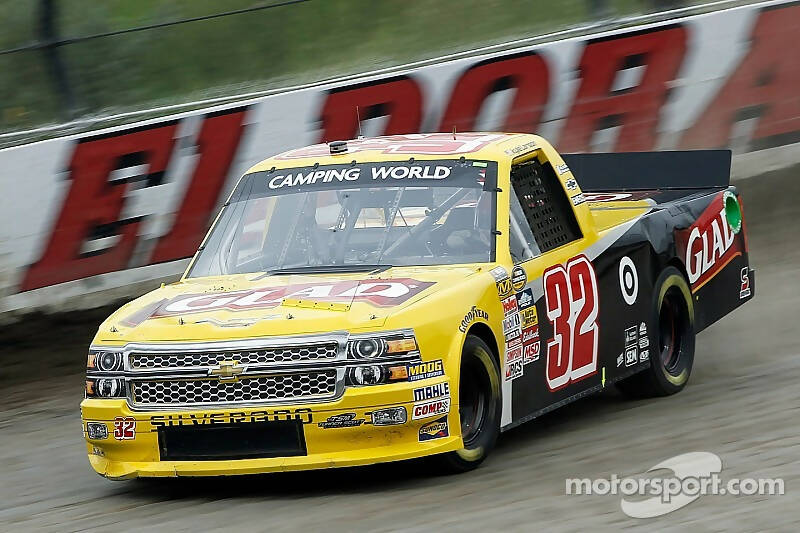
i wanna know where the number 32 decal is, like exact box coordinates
[543,255,599,391]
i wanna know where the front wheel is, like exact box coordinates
[618,266,696,398]
[433,335,501,473]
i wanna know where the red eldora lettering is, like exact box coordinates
[20,123,178,291]
[318,76,423,142]
[559,25,687,152]
[439,52,549,134]
[150,108,248,263]
[680,5,800,150]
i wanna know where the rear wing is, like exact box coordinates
[561,150,731,192]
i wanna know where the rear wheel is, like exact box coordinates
[618,266,696,398]
[433,335,501,473]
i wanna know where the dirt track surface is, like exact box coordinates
[1,167,799,532]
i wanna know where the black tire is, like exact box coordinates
[617,266,696,398]
[433,335,502,473]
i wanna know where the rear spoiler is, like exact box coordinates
[561,150,731,192]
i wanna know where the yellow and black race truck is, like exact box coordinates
[81,133,753,478]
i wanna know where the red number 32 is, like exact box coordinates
[543,255,599,391]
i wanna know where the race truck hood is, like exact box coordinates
[95,266,480,344]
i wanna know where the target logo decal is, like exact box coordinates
[619,256,639,306]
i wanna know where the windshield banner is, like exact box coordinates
[242,159,497,198]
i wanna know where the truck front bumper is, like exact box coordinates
[80,380,459,479]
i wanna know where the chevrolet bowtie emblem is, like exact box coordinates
[209,360,245,382]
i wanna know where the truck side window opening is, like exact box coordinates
[509,191,540,263]
[510,159,582,253]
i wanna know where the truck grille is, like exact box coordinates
[129,342,338,369]
[131,371,337,407]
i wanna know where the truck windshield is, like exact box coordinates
[188,159,497,277]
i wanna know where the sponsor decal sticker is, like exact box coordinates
[113,417,135,440]
[522,325,539,344]
[639,336,649,349]
[640,348,650,362]
[511,265,527,292]
[556,163,570,175]
[407,360,445,382]
[639,322,647,336]
[516,288,534,309]
[625,326,638,346]
[520,306,538,328]
[503,313,521,334]
[565,178,578,191]
[624,323,639,367]
[419,415,449,442]
[506,344,523,364]
[505,359,524,381]
[619,256,639,306]
[523,342,540,364]
[617,353,624,367]
[267,164,454,190]
[123,278,435,326]
[504,140,537,156]
[625,346,638,367]
[413,382,450,402]
[459,306,488,332]
[571,193,586,207]
[740,267,751,299]
[505,327,521,342]
[489,265,509,282]
[496,278,513,297]
[501,295,518,316]
[318,413,365,429]
[412,397,451,420]
[507,336,523,348]
[677,194,740,287]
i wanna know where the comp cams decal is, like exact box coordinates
[419,415,449,442]
[619,256,639,306]
[412,397,451,420]
[459,306,488,333]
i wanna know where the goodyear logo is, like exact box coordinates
[419,415,449,442]
[407,359,444,382]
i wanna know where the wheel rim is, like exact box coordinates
[459,354,491,445]
[659,286,687,373]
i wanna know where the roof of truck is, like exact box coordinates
[245,132,541,173]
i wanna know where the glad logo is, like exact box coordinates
[121,278,434,326]
[684,205,736,285]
